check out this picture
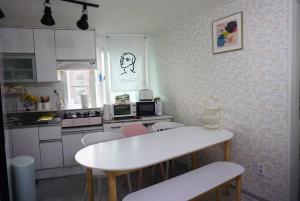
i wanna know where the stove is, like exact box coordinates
[61,111,102,128]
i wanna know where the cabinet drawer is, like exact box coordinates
[40,141,63,169]
[39,126,61,141]
[104,123,123,133]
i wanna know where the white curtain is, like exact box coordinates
[108,36,146,92]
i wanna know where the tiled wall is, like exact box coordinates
[149,0,289,200]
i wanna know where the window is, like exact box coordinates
[58,70,98,109]
[103,36,148,104]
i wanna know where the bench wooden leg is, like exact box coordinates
[216,187,221,201]
[224,141,231,194]
[86,168,94,201]
[138,169,143,189]
[159,163,166,180]
[107,172,117,201]
[192,152,197,169]
[236,176,242,201]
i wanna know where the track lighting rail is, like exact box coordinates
[60,0,99,8]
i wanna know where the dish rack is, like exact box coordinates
[203,97,221,129]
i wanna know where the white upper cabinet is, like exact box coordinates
[0,28,34,53]
[33,29,58,82]
[55,30,96,61]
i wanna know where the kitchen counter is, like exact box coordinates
[6,117,61,128]
[103,115,173,124]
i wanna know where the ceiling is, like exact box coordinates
[0,0,231,34]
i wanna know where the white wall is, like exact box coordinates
[149,0,290,200]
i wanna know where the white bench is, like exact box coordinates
[123,161,245,201]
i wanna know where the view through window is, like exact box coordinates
[58,70,97,109]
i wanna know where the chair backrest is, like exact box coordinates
[152,121,186,132]
[82,131,124,147]
[122,123,148,138]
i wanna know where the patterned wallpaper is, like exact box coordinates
[148,0,289,200]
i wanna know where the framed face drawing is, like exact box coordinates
[212,12,243,54]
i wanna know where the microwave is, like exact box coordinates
[111,103,136,118]
[136,101,162,117]
[2,53,37,82]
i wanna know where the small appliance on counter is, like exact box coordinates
[115,94,130,104]
[81,93,89,108]
[154,98,163,116]
[110,103,136,118]
[136,98,162,117]
[139,89,153,101]
[103,104,112,120]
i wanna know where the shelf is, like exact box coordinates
[205,106,220,110]
[203,115,220,119]
[203,124,220,129]
[4,93,24,96]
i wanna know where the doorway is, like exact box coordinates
[0,53,10,200]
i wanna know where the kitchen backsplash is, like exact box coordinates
[5,82,64,112]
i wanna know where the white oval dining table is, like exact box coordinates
[75,126,234,201]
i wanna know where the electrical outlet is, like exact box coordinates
[256,163,265,176]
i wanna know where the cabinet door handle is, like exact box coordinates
[111,126,121,129]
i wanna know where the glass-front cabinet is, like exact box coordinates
[2,54,37,82]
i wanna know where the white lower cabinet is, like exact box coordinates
[62,133,83,167]
[11,127,41,169]
[4,128,13,159]
[103,122,143,133]
[103,123,123,133]
[40,141,63,169]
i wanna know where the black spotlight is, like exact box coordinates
[41,0,55,26]
[77,4,89,30]
[0,8,4,19]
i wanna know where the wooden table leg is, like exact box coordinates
[86,168,94,201]
[224,140,231,195]
[107,172,117,201]
[224,140,231,161]
[192,152,197,169]
[236,176,242,201]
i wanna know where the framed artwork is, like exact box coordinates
[212,12,243,54]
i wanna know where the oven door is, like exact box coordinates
[113,104,132,117]
[136,101,155,117]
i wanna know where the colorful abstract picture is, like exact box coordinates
[212,12,243,54]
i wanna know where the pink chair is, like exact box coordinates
[123,123,148,138]
[122,123,165,189]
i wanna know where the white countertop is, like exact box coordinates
[75,126,233,171]
[103,115,173,124]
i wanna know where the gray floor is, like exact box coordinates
[37,163,256,201]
